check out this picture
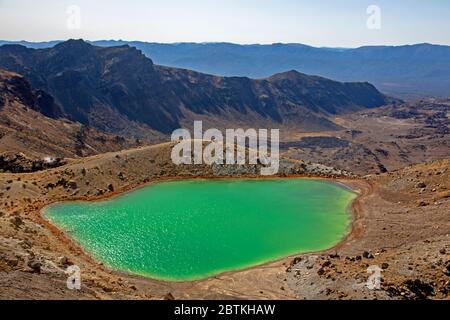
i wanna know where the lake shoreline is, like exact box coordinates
[39,175,368,285]
[2,142,447,300]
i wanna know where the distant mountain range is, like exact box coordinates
[1,40,449,98]
[0,40,390,137]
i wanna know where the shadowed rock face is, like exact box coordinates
[0,40,390,135]
[0,69,62,118]
[0,68,148,160]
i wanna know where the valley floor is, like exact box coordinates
[0,143,449,300]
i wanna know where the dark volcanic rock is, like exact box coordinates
[0,40,390,135]
[27,259,42,273]
[0,70,63,118]
[10,216,23,228]
[0,152,65,173]
[404,279,435,299]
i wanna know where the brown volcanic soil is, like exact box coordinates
[0,100,142,159]
[0,141,448,300]
[0,69,164,161]
[282,100,450,175]
[288,160,450,300]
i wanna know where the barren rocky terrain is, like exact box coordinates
[0,40,448,301]
[288,160,450,300]
[0,69,159,162]
[283,99,450,175]
[0,140,448,300]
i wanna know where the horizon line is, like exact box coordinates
[0,38,449,50]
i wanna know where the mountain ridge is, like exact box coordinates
[0,40,390,137]
[2,39,449,97]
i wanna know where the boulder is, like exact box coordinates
[416,182,427,189]
[164,292,175,300]
[67,180,78,189]
[10,216,23,228]
[27,259,41,273]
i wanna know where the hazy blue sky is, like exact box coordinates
[1,0,449,47]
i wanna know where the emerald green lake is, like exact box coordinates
[44,179,356,281]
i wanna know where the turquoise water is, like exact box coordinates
[44,179,356,281]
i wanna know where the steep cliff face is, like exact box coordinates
[0,69,62,118]
[0,40,391,135]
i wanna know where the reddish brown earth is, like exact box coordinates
[288,160,450,300]
[0,140,448,300]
